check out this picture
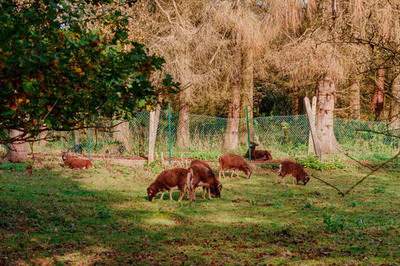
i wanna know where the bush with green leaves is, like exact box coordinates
[0,0,178,144]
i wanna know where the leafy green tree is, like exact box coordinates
[0,0,178,144]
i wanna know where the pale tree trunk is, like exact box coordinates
[371,68,385,121]
[316,77,339,155]
[113,122,131,152]
[390,74,400,130]
[148,105,161,162]
[349,81,361,120]
[223,80,241,151]
[239,47,254,144]
[176,89,190,148]
[7,129,28,162]
[307,96,317,155]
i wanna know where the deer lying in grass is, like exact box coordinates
[277,160,310,185]
[219,154,252,179]
[147,168,189,201]
[244,142,272,161]
[188,160,222,201]
[61,152,92,169]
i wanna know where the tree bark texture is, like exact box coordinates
[349,81,361,120]
[316,77,339,155]
[148,105,161,162]
[371,68,385,121]
[176,89,190,148]
[239,46,254,144]
[390,74,400,130]
[223,80,241,151]
[7,129,28,162]
[113,122,131,151]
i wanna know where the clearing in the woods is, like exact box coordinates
[0,161,399,265]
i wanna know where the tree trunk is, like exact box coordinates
[148,105,161,162]
[7,129,28,162]
[223,80,241,151]
[390,74,400,130]
[349,81,361,120]
[176,90,190,148]
[113,122,131,152]
[239,47,254,144]
[371,68,385,121]
[316,77,339,155]
[307,96,318,155]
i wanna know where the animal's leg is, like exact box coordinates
[230,171,234,178]
[219,170,222,179]
[169,190,173,200]
[178,190,185,201]
[202,187,206,199]
[208,188,211,200]
[160,192,164,200]
[222,170,227,178]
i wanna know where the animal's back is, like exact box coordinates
[219,154,246,168]
[157,168,188,187]
[280,160,304,176]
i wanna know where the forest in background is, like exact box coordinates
[123,0,400,127]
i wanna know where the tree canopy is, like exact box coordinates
[0,0,178,144]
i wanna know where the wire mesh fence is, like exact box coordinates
[34,111,400,162]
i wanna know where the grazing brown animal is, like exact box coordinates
[244,142,272,161]
[147,168,189,201]
[62,152,92,169]
[188,160,222,201]
[277,160,310,185]
[219,154,252,179]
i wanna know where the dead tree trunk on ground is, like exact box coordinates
[316,77,339,155]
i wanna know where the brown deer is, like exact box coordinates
[61,152,92,169]
[244,142,272,161]
[277,160,310,185]
[147,168,189,201]
[188,160,222,201]
[219,154,252,179]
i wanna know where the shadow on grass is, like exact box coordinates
[0,168,161,264]
[0,167,399,265]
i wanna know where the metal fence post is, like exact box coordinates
[167,104,173,164]
[245,106,251,160]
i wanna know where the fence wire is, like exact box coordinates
[37,111,400,162]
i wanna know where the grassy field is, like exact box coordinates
[0,160,399,265]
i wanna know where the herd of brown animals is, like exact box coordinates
[59,142,310,202]
[146,143,310,202]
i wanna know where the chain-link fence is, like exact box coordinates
[35,111,400,162]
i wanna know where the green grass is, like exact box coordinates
[0,162,399,265]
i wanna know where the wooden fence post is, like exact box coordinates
[148,105,161,163]
[308,96,317,155]
[304,97,321,159]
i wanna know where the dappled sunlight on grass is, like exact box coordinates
[1,161,399,264]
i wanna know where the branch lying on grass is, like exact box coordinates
[344,149,400,196]
[310,173,345,196]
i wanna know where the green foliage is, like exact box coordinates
[297,156,345,170]
[0,0,178,144]
[323,213,346,233]
[0,162,29,171]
